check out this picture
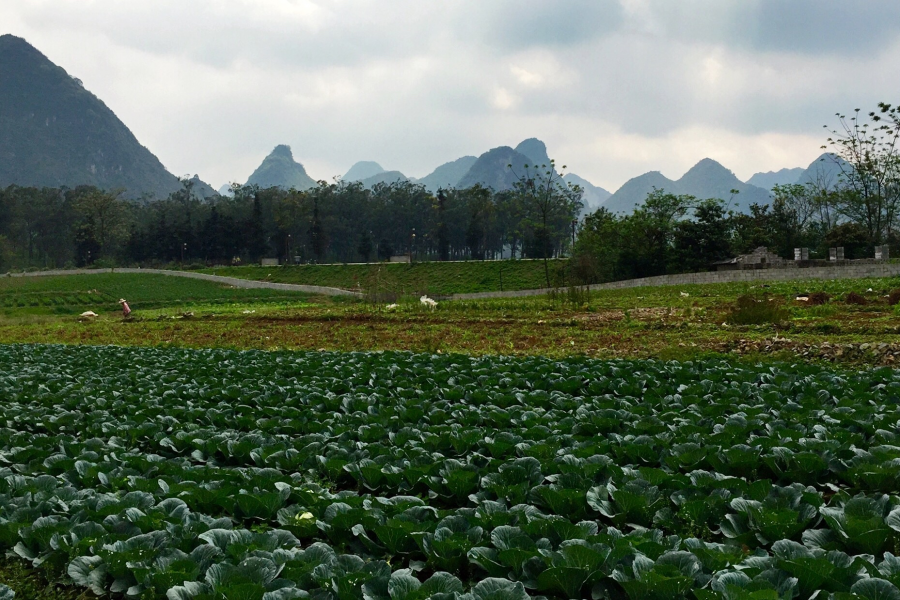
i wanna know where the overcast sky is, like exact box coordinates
[3,0,900,191]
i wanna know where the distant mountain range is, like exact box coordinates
[746,167,805,191]
[604,158,772,214]
[2,34,855,213]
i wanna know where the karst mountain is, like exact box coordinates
[0,34,199,198]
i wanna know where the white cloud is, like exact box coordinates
[510,66,543,87]
[491,87,519,111]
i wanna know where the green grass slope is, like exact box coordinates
[0,273,312,315]
[201,260,566,296]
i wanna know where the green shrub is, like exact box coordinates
[726,294,790,325]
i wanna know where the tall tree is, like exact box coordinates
[672,198,732,272]
[622,189,693,278]
[69,186,128,263]
[308,197,326,261]
[509,159,582,286]
[824,104,900,245]
[435,188,449,261]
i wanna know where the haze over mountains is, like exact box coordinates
[2,34,846,215]
[746,167,806,191]
[342,161,386,182]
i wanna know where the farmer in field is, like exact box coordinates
[118,298,131,318]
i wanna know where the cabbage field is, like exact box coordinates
[3,346,900,599]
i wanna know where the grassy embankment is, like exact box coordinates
[0,271,898,364]
[201,259,567,295]
[0,272,319,317]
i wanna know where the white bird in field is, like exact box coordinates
[79,311,98,318]
[680,292,689,297]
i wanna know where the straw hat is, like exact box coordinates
[118,298,127,304]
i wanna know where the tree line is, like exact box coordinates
[0,164,582,271]
[572,103,900,284]
[2,104,897,286]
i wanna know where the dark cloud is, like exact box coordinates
[747,0,900,55]
[649,0,900,56]
[453,0,623,50]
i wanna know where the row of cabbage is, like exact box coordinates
[3,345,900,599]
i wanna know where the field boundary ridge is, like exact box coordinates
[7,262,900,301]
[4,268,363,297]
[450,262,900,299]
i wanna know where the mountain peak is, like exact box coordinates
[246,144,316,190]
[681,158,734,179]
[343,161,385,182]
[457,146,532,191]
[514,138,551,167]
[0,33,181,197]
[0,34,35,52]
[269,144,294,160]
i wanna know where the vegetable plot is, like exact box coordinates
[3,347,900,599]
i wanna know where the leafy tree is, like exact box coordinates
[464,186,495,260]
[824,222,870,259]
[824,104,900,246]
[622,189,693,277]
[69,186,128,263]
[509,159,582,286]
[244,192,268,260]
[357,231,373,263]
[731,203,776,255]
[377,238,393,261]
[769,184,821,257]
[435,188,449,261]
[672,198,732,272]
[308,197,326,261]
[571,207,623,284]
